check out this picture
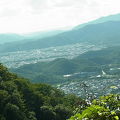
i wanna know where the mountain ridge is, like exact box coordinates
[1,20,120,52]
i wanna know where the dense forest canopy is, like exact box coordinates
[0,64,86,120]
[0,64,120,120]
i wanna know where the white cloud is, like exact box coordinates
[0,0,120,33]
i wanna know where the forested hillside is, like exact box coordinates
[12,46,120,84]
[1,64,120,120]
[0,64,85,120]
[11,46,120,99]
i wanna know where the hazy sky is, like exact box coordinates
[0,0,120,33]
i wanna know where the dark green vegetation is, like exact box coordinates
[12,46,120,84]
[1,64,120,120]
[11,58,82,84]
[0,64,86,120]
[1,14,120,52]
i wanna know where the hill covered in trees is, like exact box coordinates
[0,64,86,120]
[1,63,120,120]
[11,46,120,84]
[11,46,120,99]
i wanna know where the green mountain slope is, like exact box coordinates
[1,61,120,120]
[0,64,85,120]
[11,46,120,84]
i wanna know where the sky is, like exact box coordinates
[0,0,120,34]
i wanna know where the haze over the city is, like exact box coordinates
[0,0,120,33]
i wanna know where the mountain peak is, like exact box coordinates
[75,13,120,29]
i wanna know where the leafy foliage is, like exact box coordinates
[68,94,120,120]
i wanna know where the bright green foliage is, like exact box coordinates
[93,94,120,110]
[69,105,111,120]
[68,94,120,120]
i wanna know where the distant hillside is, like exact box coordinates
[1,14,120,45]
[0,34,25,44]
[1,20,120,52]
[74,13,120,29]
[11,46,120,84]
[0,30,64,45]
[24,30,65,40]
[75,46,120,65]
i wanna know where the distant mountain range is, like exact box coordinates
[0,30,64,44]
[74,13,120,29]
[0,34,25,44]
[0,13,120,52]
